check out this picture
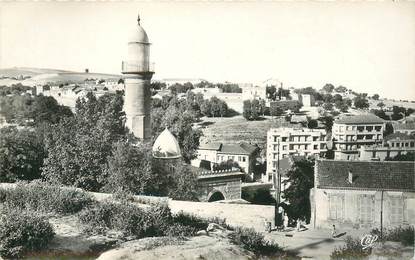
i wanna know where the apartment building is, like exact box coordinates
[266,127,327,182]
[359,132,415,161]
[333,114,384,160]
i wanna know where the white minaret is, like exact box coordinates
[122,14,154,140]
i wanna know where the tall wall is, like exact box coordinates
[197,175,242,202]
[312,188,415,229]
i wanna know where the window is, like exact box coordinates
[375,126,382,131]
[273,145,278,150]
[273,136,278,142]
[359,195,374,224]
[329,195,344,220]
[238,156,242,161]
[313,136,318,141]
[282,137,287,142]
[314,144,318,150]
[357,135,364,140]
[397,143,400,148]
[366,126,373,132]
[366,135,373,140]
[242,156,246,162]
[357,126,364,132]
[282,145,287,151]
[389,196,403,224]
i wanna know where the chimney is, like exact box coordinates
[348,171,353,184]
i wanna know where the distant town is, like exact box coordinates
[0,12,414,260]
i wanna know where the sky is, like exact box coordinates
[1,2,414,100]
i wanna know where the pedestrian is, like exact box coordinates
[283,213,289,230]
[332,224,337,238]
[296,219,301,231]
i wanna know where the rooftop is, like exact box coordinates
[219,142,258,155]
[335,114,384,125]
[199,142,258,155]
[316,160,415,192]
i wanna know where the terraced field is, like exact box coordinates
[198,115,295,151]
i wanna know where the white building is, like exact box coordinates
[333,114,385,160]
[240,83,266,101]
[266,127,327,182]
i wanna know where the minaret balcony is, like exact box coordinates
[122,61,155,74]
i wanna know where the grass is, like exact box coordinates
[371,226,414,246]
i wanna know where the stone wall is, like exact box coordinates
[169,200,274,231]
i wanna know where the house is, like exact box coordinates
[266,127,327,182]
[332,114,385,160]
[300,94,315,107]
[192,142,259,175]
[393,122,415,136]
[312,160,415,229]
[358,133,415,161]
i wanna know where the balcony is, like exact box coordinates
[122,61,155,73]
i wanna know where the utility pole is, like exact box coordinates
[380,190,384,239]
[273,139,281,228]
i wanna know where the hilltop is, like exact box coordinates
[0,67,121,86]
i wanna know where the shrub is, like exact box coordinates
[330,236,371,260]
[79,201,172,238]
[0,210,55,258]
[371,226,414,246]
[229,227,283,256]
[0,182,93,215]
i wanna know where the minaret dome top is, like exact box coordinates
[128,13,150,44]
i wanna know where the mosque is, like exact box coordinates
[122,14,243,202]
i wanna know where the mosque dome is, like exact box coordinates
[128,15,150,44]
[152,128,181,159]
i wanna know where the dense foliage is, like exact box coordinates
[0,127,46,182]
[282,159,314,223]
[42,92,126,191]
[79,201,222,238]
[266,85,290,101]
[0,182,93,215]
[0,210,55,258]
[371,226,414,246]
[229,227,284,256]
[243,99,267,120]
[330,236,371,260]
[385,152,415,161]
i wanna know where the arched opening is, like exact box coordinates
[208,191,225,202]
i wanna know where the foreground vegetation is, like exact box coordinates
[0,182,289,259]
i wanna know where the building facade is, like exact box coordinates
[266,127,327,182]
[312,160,415,229]
[192,142,258,175]
[333,114,384,160]
[358,132,415,161]
[393,122,415,136]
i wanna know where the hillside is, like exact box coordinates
[0,67,121,86]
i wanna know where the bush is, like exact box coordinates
[79,201,172,238]
[371,226,414,246]
[229,227,284,256]
[330,236,371,260]
[0,210,55,258]
[0,182,93,215]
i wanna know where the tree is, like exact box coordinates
[104,140,156,195]
[376,102,385,109]
[385,152,415,161]
[372,94,380,100]
[42,92,127,191]
[320,116,334,132]
[282,159,314,223]
[266,86,277,100]
[322,84,335,93]
[307,119,318,129]
[384,123,394,137]
[167,163,199,201]
[0,127,46,182]
[334,86,347,93]
[242,100,261,120]
[323,103,333,111]
[353,96,369,109]
[270,103,284,117]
